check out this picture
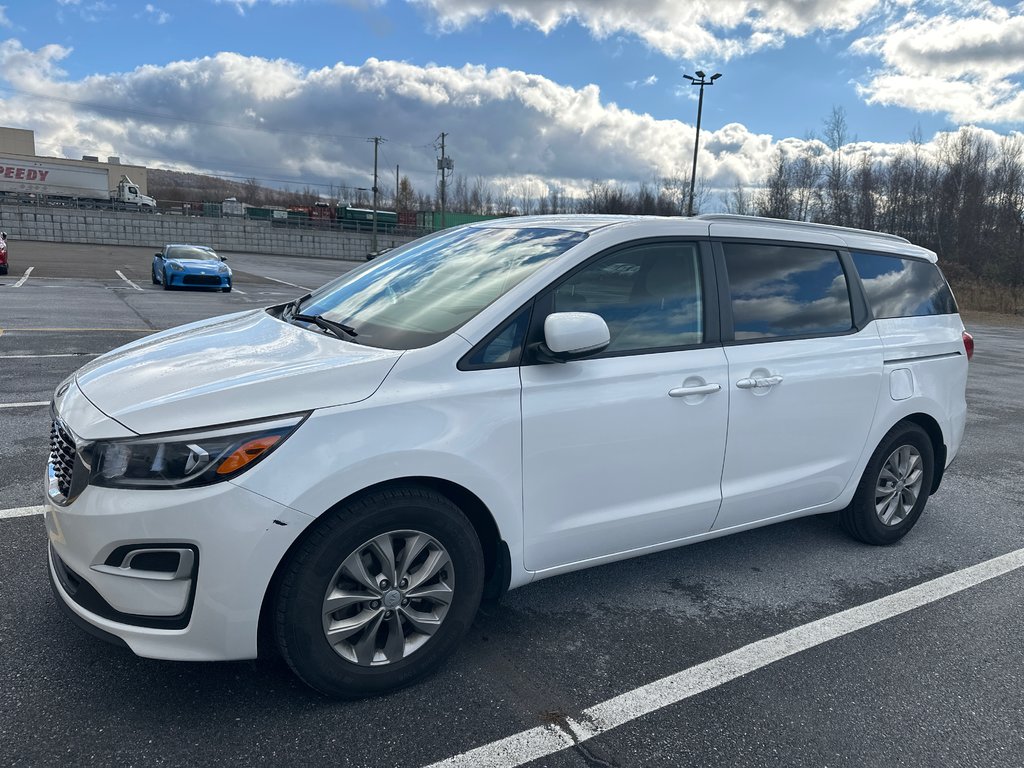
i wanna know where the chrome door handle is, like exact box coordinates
[736,375,783,389]
[669,383,722,398]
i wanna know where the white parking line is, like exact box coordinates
[0,353,99,358]
[0,401,49,409]
[232,287,247,294]
[426,546,1024,768]
[12,266,34,287]
[257,274,311,290]
[0,505,45,520]
[115,270,144,291]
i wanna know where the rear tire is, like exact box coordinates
[838,422,934,545]
[274,485,484,698]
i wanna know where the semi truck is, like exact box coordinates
[0,155,156,210]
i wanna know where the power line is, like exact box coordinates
[162,170,369,192]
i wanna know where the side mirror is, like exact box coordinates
[1,232,6,241]
[219,255,227,261]
[540,312,610,362]
[154,252,163,259]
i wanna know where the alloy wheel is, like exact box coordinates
[321,530,455,666]
[874,444,924,526]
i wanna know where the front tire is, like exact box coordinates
[838,422,934,545]
[274,485,485,698]
[162,269,171,290]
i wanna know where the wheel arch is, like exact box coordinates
[257,476,510,657]
[901,412,947,493]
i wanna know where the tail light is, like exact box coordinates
[962,330,974,361]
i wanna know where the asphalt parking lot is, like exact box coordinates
[2,241,1023,767]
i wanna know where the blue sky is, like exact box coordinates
[1,0,1022,204]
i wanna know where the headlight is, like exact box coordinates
[89,414,307,490]
[219,263,229,273]
[168,261,185,272]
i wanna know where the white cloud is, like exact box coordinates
[854,4,1024,78]
[55,1,114,22]
[209,0,881,60]
[408,0,887,60]
[625,74,657,89]
[0,40,1011,205]
[0,42,782,193]
[143,4,171,24]
[852,1,1024,124]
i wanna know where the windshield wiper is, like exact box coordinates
[293,313,358,340]
[281,292,311,321]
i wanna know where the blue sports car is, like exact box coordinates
[152,244,232,292]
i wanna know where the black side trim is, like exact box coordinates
[482,539,512,604]
[51,544,198,630]
[883,352,963,365]
[838,250,872,330]
[933,447,951,493]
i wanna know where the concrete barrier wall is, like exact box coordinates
[0,205,417,259]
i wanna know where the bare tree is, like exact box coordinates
[722,180,751,215]
[822,106,853,226]
[755,151,795,219]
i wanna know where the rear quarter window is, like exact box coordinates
[852,252,957,318]
[723,243,852,340]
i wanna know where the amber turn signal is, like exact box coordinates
[216,435,283,475]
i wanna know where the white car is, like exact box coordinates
[45,214,972,697]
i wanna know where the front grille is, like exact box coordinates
[49,419,76,498]
[183,274,221,286]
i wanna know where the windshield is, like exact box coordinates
[294,226,587,350]
[167,246,220,261]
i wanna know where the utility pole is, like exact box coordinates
[368,136,386,253]
[682,71,722,217]
[436,133,453,230]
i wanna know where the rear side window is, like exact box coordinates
[723,243,852,340]
[852,252,957,318]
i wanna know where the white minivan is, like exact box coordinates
[45,214,972,697]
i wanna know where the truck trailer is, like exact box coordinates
[0,155,156,210]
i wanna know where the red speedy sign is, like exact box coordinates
[1,166,50,182]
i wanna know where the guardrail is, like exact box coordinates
[0,196,433,239]
[0,200,420,259]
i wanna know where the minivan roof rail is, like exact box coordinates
[696,214,911,244]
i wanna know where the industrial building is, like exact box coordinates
[0,126,149,194]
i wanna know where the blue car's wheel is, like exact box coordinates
[163,269,171,290]
[151,266,158,284]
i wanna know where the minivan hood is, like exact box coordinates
[75,310,403,434]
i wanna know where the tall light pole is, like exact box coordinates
[683,70,721,217]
